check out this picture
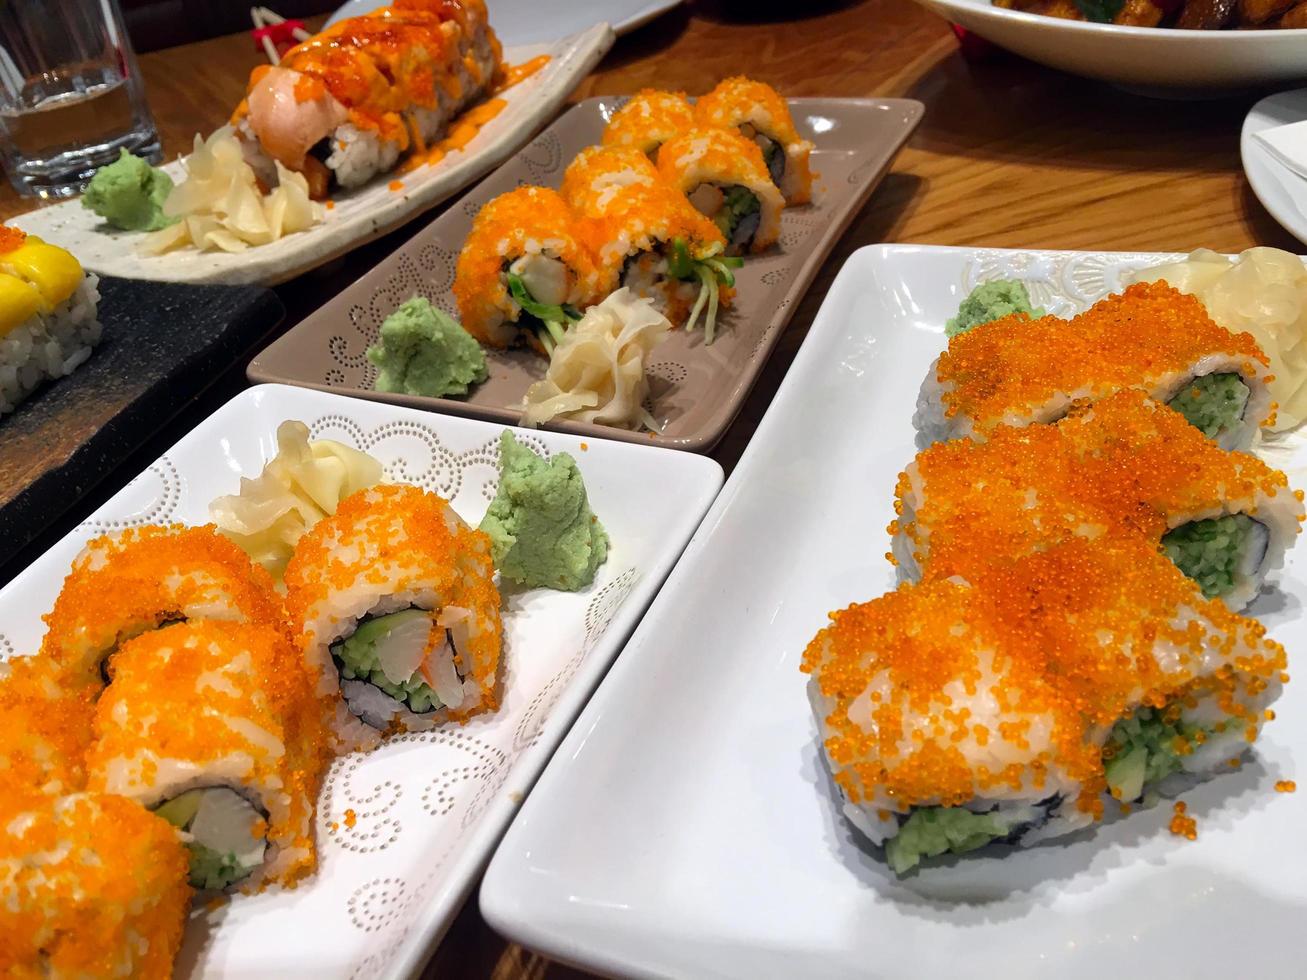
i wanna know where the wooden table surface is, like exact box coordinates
[2,0,1302,976]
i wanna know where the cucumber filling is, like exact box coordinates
[686,183,762,254]
[658,237,743,345]
[502,257,581,354]
[1162,514,1265,599]
[154,787,267,891]
[1103,703,1234,803]
[882,795,1061,874]
[331,607,466,725]
[1166,372,1250,441]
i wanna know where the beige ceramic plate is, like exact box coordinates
[247,96,923,451]
[10,26,614,286]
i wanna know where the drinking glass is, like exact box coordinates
[0,0,161,199]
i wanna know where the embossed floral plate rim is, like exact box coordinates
[0,382,722,979]
[480,245,1307,980]
[247,96,924,452]
[8,26,615,287]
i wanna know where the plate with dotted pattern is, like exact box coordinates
[248,96,923,452]
[0,382,721,978]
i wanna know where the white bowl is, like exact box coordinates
[914,0,1307,91]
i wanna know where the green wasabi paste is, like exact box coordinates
[479,431,608,591]
[81,149,175,231]
[366,296,488,398]
[945,279,1045,338]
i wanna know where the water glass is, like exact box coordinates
[0,0,161,199]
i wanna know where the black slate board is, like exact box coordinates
[0,276,284,568]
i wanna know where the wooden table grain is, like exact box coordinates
[2,0,1301,976]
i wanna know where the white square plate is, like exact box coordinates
[0,383,722,979]
[480,245,1307,979]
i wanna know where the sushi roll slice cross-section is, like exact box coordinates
[284,483,503,753]
[695,76,814,205]
[803,536,1288,875]
[453,186,604,355]
[656,128,785,256]
[913,281,1274,451]
[893,388,1305,610]
[600,88,697,159]
[85,621,328,893]
[0,226,101,417]
[39,524,285,692]
[0,790,191,979]
[571,180,741,343]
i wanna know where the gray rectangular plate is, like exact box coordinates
[248,96,923,451]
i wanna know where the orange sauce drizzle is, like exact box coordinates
[497,55,550,92]
[399,97,506,173]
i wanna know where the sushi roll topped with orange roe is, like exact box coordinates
[39,523,284,692]
[0,789,191,979]
[803,535,1287,874]
[917,281,1275,450]
[893,388,1305,608]
[695,76,814,204]
[452,185,604,356]
[560,144,660,218]
[601,88,696,159]
[656,127,784,255]
[578,180,740,342]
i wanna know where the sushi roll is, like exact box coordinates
[452,186,604,354]
[914,281,1274,451]
[0,656,95,795]
[803,536,1287,875]
[656,128,784,255]
[232,0,500,197]
[559,144,660,217]
[0,790,190,979]
[575,179,740,342]
[283,484,502,752]
[695,76,814,205]
[39,524,284,691]
[85,621,327,893]
[894,389,1305,610]
[600,88,696,159]
[0,227,101,417]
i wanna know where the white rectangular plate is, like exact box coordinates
[0,383,721,979]
[480,245,1307,979]
[9,27,614,286]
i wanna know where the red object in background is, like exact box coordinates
[950,23,1002,60]
[252,18,307,55]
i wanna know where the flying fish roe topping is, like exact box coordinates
[0,656,95,796]
[0,791,191,977]
[284,483,503,723]
[1276,780,1296,793]
[39,523,285,691]
[695,75,804,147]
[601,88,695,157]
[451,185,602,349]
[85,621,329,891]
[0,225,27,254]
[802,536,1285,815]
[897,388,1304,582]
[936,282,1272,431]
[1169,801,1198,840]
